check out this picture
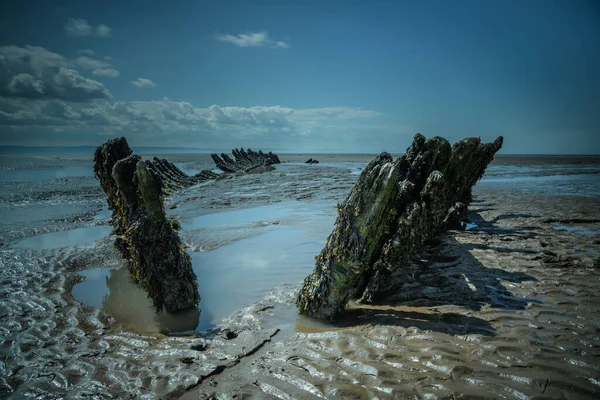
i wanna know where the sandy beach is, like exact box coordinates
[1,153,599,399]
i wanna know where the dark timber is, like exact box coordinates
[211,148,281,173]
[94,137,200,313]
[296,133,503,320]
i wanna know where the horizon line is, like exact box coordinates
[0,145,599,157]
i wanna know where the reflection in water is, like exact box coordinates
[73,226,324,333]
[184,204,295,228]
[14,225,113,250]
[192,226,323,331]
[74,267,200,334]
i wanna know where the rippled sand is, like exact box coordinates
[1,154,600,399]
[181,186,600,399]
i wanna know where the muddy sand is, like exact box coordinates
[1,154,599,399]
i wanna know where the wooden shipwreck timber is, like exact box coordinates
[211,148,281,173]
[93,138,282,313]
[94,137,200,313]
[94,134,502,323]
[145,157,219,192]
[296,133,504,320]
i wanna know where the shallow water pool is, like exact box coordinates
[14,225,113,250]
[72,225,324,333]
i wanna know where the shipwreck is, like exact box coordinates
[93,138,283,314]
[296,133,503,320]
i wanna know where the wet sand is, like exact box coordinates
[181,185,600,399]
[1,154,600,398]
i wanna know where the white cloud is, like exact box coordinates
[74,55,119,78]
[75,56,110,70]
[96,24,112,37]
[130,78,156,88]
[216,31,289,49]
[92,68,120,78]
[294,107,383,120]
[0,97,387,150]
[78,49,96,56]
[65,18,111,37]
[272,41,289,49]
[0,45,111,101]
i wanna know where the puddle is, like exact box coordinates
[183,204,294,228]
[192,226,323,330]
[0,165,93,182]
[464,222,477,231]
[72,267,200,334]
[310,161,367,175]
[93,204,111,221]
[462,221,513,233]
[73,226,324,333]
[574,245,600,256]
[181,202,328,230]
[2,204,87,223]
[14,225,113,250]
[554,225,599,236]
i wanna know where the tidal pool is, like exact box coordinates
[14,225,113,250]
[2,203,88,223]
[72,226,324,333]
[0,165,93,182]
[554,225,600,236]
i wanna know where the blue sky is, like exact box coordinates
[0,0,599,153]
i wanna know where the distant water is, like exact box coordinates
[480,158,600,197]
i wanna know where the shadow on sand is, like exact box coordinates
[317,211,541,337]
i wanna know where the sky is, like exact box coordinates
[0,0,599,154]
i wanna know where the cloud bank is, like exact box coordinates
[0,45,392,151]
[0,97,388,149]
[0,45,111,101]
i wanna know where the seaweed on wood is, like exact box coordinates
[94,137,200,313]
[296,133,503,320]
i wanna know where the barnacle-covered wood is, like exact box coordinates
[296,133,503,320]
[94,137,200,313]
[211,148,281,173]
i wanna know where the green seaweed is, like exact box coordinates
[94,138,199,313]
[296,133,503,320]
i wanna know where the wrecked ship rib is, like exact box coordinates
[296,133,503,320]
[94,137,200,313]
[146,157,218,192]
[211,148,281,173]
[136,147,282,193]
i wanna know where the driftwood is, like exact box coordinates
[296,133,503,320]
[211,148,281,173]
[94,137,199,313]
